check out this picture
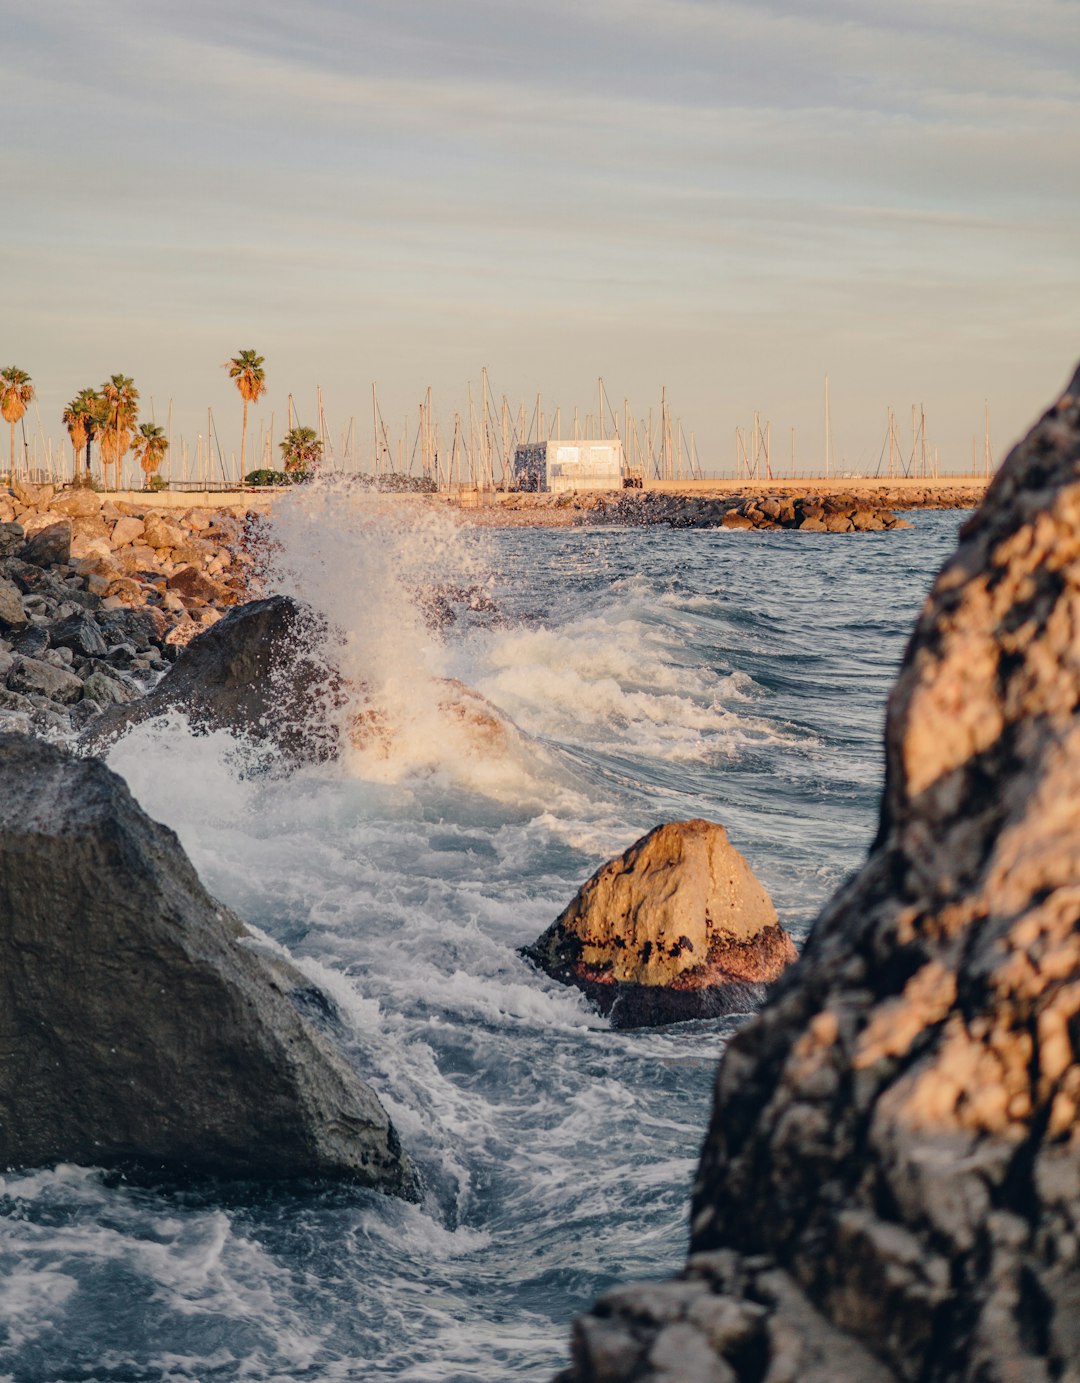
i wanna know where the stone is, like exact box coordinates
[22,521,72,566]
[167,564,228,604]
[70,532,114,563]
[97,606,167,650]
[6,654,84,704]
[524,820,796,1028]
[556,362,1080,1380]
[0,733,415,1193]
[11,480,53,508]
[0,521,25,557]
[84,595,343,760]
[50,488,102,518]
[721,511,754,531]
[81,667,137,706]
[0,577,27,631]
[48,613,108,659]
[142,512,187,550]
[112,515,145,546]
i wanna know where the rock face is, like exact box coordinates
[525,820,796,1029]
[85,595,343,759]
[556,368,1080,1382]
[0,733,414,1193]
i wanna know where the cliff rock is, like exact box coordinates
[557,365,1080,1380]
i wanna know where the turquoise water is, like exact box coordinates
[0,504,962,1382]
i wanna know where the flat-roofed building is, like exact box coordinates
[512,440,624,492]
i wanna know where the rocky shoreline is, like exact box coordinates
[0,482,251,737]
[452,482,986,529]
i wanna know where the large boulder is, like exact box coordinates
[525,820,796,1029]
[84,595,343,759]
[0,733,414,1192]
[556,369,1080,1382]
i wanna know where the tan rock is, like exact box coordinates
[112,516,145,547]
[525,820,796,1027]
[50,489,102,518]
[142,513,187,550]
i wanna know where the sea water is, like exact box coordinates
[0,495,964,1383]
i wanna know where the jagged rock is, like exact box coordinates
[525,820,796,1029]
[84,595,342,759]
[50,488,102,518]
[0,733,415,1192]
[48,613,108,659]
[0,577,26,631]
[556,367,1080,1382]
[168,564,230,604]
[7,654,84,704]
[111,515,145,546]
[142,512,187,550]
[0,522,25,557]
[22,521,71,566]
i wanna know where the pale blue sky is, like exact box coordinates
[7,0,1080,475]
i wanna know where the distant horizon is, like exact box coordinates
[8,1,1079,483]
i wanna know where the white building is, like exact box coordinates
[513,440,625,492]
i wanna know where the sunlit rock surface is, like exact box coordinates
[556,369,1080,1381]
[525,819,796,1029]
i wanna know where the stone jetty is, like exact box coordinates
[0,482,253,736]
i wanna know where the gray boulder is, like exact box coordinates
[22,520,71,566]
[556,367,1080,1382]
[7,653,84,704]
[85,595,343,759]
[0,733,415,1193]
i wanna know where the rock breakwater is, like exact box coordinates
[0,483,252,735]
[556,371,1080,1382]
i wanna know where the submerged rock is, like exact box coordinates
[0,732,414,1193]
[525,820,796,1029]
[556,366,1080,1380]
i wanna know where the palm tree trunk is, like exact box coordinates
[8,421,13,480]
[240,398,249,479]
[85,436,92,482]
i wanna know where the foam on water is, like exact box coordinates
[1,506,968,1381]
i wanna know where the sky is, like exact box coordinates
[6,0,1080,478]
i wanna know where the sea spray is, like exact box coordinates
[25,514,967,1381]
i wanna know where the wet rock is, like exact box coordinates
[0,733,415,1192]
[167,564,230,604]
[525,820,796,1029]
[22,521,71,566]
[557,363,1080,1380]
[85,595,342,759]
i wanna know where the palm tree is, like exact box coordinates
[0,367,35,479]
[225,349,266,477]
[99,374,139,490]
[279,425,322,476]
[62,388,106,483]
[133,422,169,488]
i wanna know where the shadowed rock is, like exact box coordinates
[555,368,1080,1381]
[84,595,344,759]
[525,819,796,1029]
[0,732,414,1193]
